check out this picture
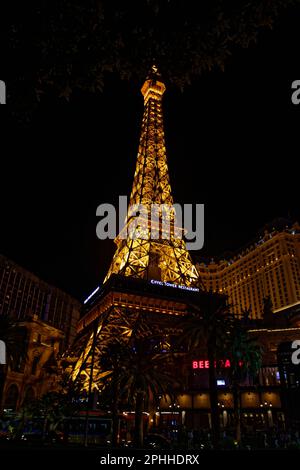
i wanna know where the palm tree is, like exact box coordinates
[181,293,234,447]
[227,322,262,444]
[17,375,83,440]
[57,373,84,441]
[99,336,179,448]
[98,341,126,447]
[21,392,65,439]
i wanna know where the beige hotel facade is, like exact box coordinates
[196,222,300,319]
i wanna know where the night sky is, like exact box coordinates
[1,6,299,301]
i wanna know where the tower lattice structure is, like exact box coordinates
[69,67,200,391]
[104,66,199,287]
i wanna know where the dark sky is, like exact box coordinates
[1,6,299,301]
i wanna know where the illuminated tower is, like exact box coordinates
[105,65,199,287]
[69,67,201,390]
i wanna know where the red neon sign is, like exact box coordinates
[192,359,242,369]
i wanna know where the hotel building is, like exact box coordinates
[0,254,81,411]
[0,254,80,347]
[196,221,300,319]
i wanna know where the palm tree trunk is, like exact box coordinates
[112,383,119,447]
[233,382,241,444]
[208,341,220,448]
[134,392,144,448]
[84,320,98,447]
[208,361,220,447]
[16,408,26,440]
[42,416,48,440]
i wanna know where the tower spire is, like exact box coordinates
[129,65,171,208]
[104,67,199,286]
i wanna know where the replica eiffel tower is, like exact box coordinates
[104,65,199,286]
[69,67,201,391]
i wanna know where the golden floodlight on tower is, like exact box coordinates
[104,65,199,287]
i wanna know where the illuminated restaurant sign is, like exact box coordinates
[192,359,242,369]
[150,279,199,292]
